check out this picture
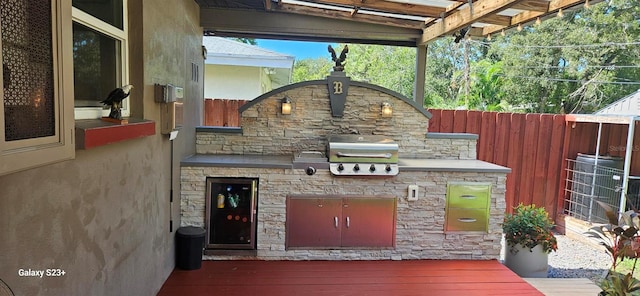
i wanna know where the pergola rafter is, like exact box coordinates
[199,0,592,45]
[197,0,594,101]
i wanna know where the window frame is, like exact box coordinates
[71,2,130,120]
[0,0,75,176]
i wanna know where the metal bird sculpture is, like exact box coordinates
[101,84,133,120]
[453,27,470,43]
[328,45,349,72]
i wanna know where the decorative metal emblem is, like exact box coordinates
[327,45,350,117]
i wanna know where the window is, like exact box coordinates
[0,0,75,176]
[72,0,129,119]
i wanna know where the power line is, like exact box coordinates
[422,72,640,86]
[495,74,640,85]
[470,39,640,49]
[504,65,640,70]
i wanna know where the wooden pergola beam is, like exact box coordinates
[419,0,526,44]
[480,0,589,35]
[511,0,550,12]
[204,0,595,44]
[312,0,447,18]
[480,10,545,35]
[201,7,421,46]
[480,14,513,26]
[271,2,426,29]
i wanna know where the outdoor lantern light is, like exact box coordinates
[381,102,392,118]
[281,96,292,115]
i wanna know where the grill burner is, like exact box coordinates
[328,135,399,176]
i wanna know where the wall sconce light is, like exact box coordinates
[381,102,393,118]
[281,96,292,115]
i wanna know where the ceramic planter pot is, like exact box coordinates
[504,243,548,278]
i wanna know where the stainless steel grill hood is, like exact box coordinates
[328,135,399,176]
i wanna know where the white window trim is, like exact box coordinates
[0,0,75,176]
[71,3,130,120]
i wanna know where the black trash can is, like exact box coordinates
[176,226,206,270]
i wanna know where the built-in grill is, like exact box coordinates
[327,135,399,176]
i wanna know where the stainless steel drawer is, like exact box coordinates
[446,183,491,209]
[445,208,489,232]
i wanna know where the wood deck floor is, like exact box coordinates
[158,260,544,296]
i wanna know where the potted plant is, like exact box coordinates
[503,203,558,277]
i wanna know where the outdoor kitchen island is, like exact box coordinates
[180,79,510,261]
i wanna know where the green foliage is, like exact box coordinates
[485,0,640,113]
[423,40,482,109]
[345,44,417,98]
[587,201,640,271]
[503,204,558,254]
[230,38,257,45]
[468,60,506,111]
[586,200,640,295]
[598,271,640,296]
[290,0,640,112]
[291,58,332,83]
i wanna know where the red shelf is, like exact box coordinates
[75,118,156,149]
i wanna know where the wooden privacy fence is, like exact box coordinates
[428,110,567,219]
[204,98,247,127]
[204,101,639,223]
[427,110,640,222]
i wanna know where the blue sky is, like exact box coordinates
[256,39,336,60]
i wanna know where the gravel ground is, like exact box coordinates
[546,234,611,282]
[501,233,611,283]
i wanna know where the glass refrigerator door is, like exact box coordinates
[205,178,257,249]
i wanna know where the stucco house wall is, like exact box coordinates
[0,1,202,295]
[203,37,294,101]
[204,64,262,100]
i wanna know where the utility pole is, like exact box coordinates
[463,38,470,108]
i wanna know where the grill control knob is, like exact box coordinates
[353,164,360,171]
[337,164,344,171]
[385,164,392,172]
[306,166,316,175]
[369,164,376,172]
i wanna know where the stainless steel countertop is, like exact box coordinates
[182,154,511,173]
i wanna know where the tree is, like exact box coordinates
[291,42,479,109]
[345,44,416,98]
[231,38,257,45]
[469,60,507,111]
[290,0,640,113]
[484,0,640,113]
[291,58,332,83]
[423,39,484,109]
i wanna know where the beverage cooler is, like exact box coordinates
[205,177,258,250]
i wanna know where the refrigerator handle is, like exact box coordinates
[251,180,257,223]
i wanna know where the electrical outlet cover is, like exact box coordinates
[407,185,419,201]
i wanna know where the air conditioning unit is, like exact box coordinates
[627,179,640,211]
